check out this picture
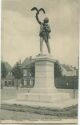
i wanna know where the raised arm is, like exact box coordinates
[36,13,41,25]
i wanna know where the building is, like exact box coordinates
[22,57,35,87]
[5,71,15,86]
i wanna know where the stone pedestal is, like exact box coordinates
[35,56,54,87]
[24,55,56,102]
[32,55,56,93]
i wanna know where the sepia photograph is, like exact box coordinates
[0,0,79,124]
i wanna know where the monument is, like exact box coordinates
[31,7,51,54]
[17,8,77,108]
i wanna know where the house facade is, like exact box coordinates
[22,57,35,87]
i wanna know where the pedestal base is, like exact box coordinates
[17,88,75,103]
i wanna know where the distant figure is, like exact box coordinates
[31,7,51,54]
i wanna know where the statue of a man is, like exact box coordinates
[31,7,51,54]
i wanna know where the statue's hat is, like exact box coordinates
[44,17,49,23]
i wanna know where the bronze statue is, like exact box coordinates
[31,7,51,54]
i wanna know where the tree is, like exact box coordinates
[30,64,35,77]
[54,61,62,78]
[12,62,23,89]
[1,62,7,79]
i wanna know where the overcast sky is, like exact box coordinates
[2,0,79,67]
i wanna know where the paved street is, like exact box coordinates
[0,109,77,124]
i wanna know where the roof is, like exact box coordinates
[6,72,14,80]
[61,64,73,71]
[22,57,35,69]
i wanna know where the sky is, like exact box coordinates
[1,0,79,67]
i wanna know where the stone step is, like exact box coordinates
[17,91,77,103]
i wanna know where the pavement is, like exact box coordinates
[0,117,78,124]
[0,109,78,124]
